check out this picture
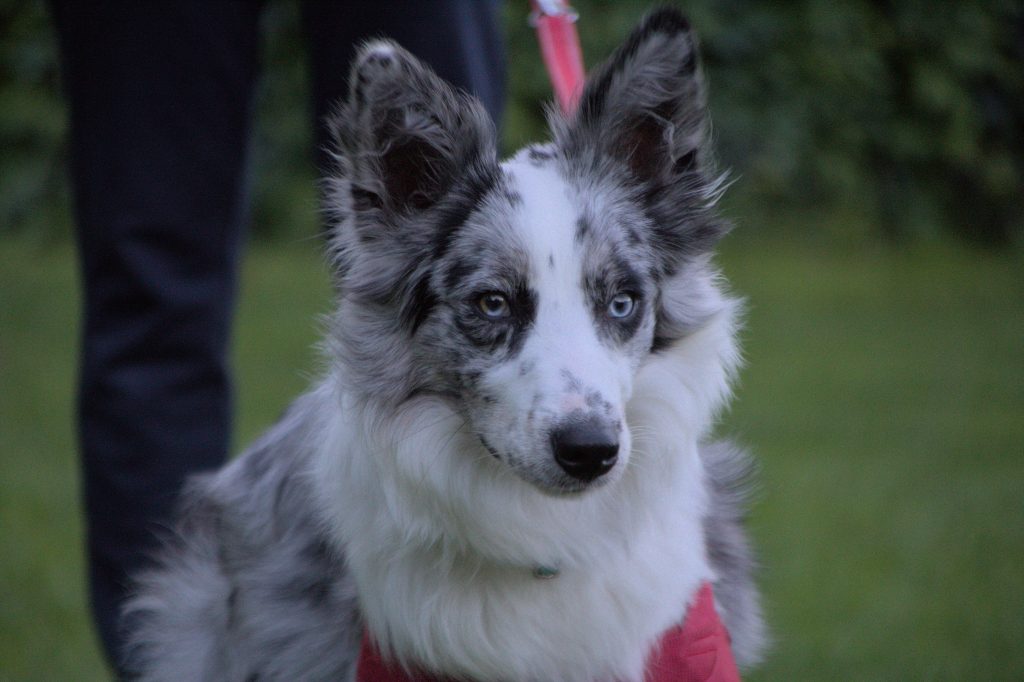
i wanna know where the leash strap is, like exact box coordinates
[530,0,585,114]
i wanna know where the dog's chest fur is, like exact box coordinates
[316,381,715,682]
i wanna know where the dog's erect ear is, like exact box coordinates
[555,9,730,263]
[558,9,710,186]
[334,41,496,218]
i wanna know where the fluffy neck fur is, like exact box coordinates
[309,293,739,682]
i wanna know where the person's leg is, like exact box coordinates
[301,0,507,174]
[50,1,261,672]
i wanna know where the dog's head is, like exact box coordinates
[327,9,731,495]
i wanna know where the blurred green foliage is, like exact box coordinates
[2,0,1021,244]
[1,0,70,243]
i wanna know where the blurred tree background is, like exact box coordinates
[2,0,1021,246]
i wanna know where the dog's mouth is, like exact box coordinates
[476,433,617,496]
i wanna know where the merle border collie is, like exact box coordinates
[125,9,765,681]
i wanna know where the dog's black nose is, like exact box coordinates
[551,419,619,481]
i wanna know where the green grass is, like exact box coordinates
[720,237,1024,680]
[1,234,1022,680]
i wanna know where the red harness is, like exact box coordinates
[356,581,741,682]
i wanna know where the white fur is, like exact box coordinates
[472,159,640,491]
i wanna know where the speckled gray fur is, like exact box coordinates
[123,393,362,681]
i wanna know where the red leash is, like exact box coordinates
[530,0,586,114]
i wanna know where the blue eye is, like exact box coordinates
[607,293,636,319]
[478,293,511,318]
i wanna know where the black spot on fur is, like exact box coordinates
[363,51,394,69]
[613,254,645,294]
[459,369,483,392]
[301,575,331,604]
[403,276,438,334]
[430,165,501,261]
[351,186,383,212]
[561,370,583,393]
[506,282,538,357]
[673,149,698,175]
[478,434,501,459]
[503,188,524,206]
[575,216,591,242]
[453,317,495,351]
[354,71,372,108]
[680,44,697,75]
[625,224,643,246]
[444,258,478,293]
[650,335,674,353]
[271,475,292,525]
[226,586,239,628]
[276,538,337,606]
[527,146,554,165]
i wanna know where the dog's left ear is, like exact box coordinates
[332,41,498,223]
[555,9,727,257]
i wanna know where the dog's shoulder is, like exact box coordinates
[124,391,362,681]
[701,439,768,667]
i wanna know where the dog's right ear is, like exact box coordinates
[332,41,497,222]
[552,9,729,267]
[556,9,709,186]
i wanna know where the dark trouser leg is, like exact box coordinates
[50,1,261,673]
[301,0,507,174]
